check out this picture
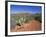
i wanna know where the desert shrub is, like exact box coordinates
[24,17,32,23]
[34,14,42,23]
[24,19,29,23]
[15,16,33,25]
[15,17,26,26]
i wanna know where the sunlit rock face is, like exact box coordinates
[6,0,16,1]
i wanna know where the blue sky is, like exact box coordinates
[10,5,42,14]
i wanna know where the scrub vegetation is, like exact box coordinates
[10,12,42,32]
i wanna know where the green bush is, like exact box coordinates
[34,14,41,23]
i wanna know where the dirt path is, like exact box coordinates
[11,20,42,32]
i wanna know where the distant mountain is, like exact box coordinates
[11,12,32,17]
[10,12,41,19]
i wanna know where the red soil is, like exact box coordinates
[11,20,42,32]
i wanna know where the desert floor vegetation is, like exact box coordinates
[10,13,42,32]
